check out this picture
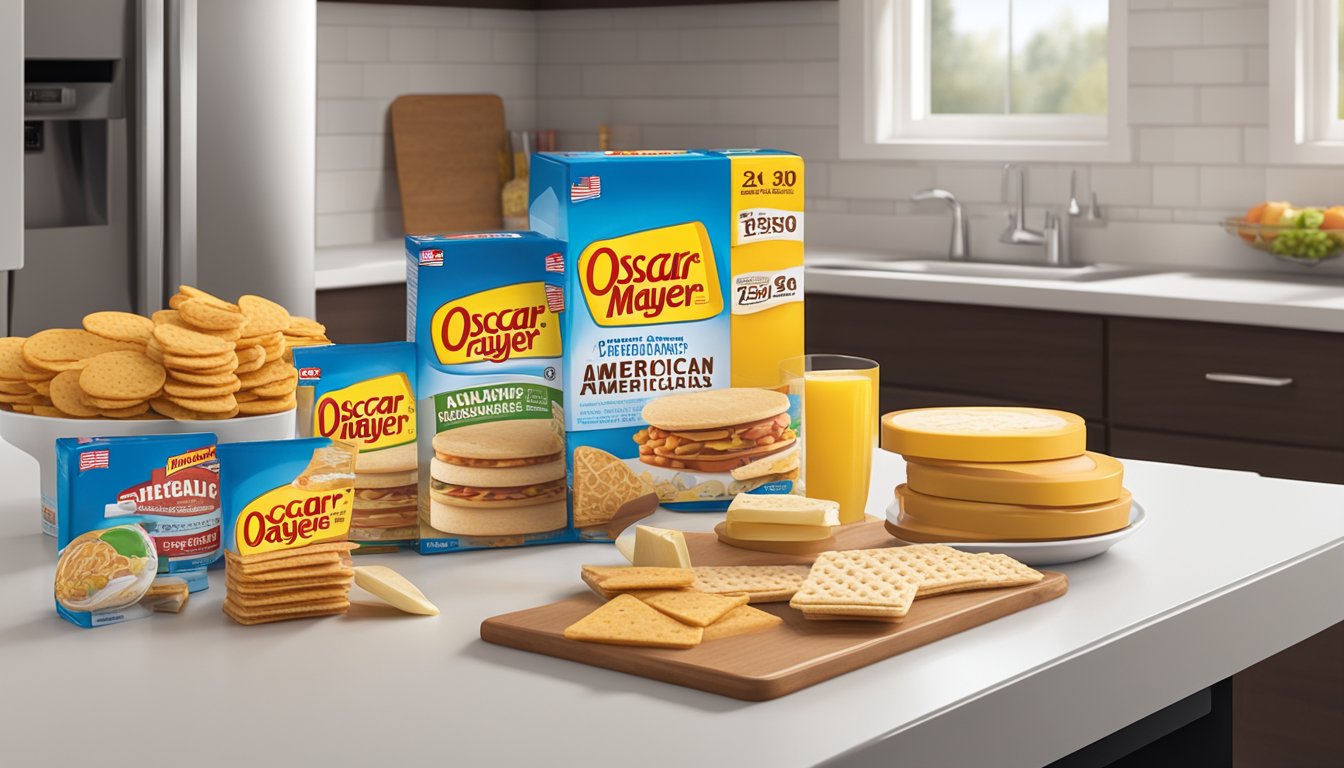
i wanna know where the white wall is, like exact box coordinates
[319,0,1344,275]
[315,2,535,247]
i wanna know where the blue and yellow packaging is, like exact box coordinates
[55,433,219,627]
[529,150,804,532]
[406,231,570,553]
[217,438,357,555]
[294,342,418,551]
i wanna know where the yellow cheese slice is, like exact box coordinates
[632,525,693,568]
[721,521,836,542]
[614,533,636,563]
[881,406,1087,462]
[726,493,841,526]
[906,452,1124,507]
[891,483,1131,541]
[352,565,439,616]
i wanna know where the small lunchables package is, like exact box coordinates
[406,231,571,553]
[293,342,418,552]
[55,432,220,627]
[217,437,359,625]
[529,150,804,529]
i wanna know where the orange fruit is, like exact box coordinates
[1322,206,1344,230]
[1259,201,1293,243]
[1240,202,1267,243]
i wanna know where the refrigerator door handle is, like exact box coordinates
[167,0,197,292]
[137,0,166,315]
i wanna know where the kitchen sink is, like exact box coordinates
[808,258,1138,282]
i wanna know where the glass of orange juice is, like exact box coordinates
[781,355,879,524]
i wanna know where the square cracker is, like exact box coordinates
[580,565,693,599]
[638,590,749,628]
[225,562,354,583]
[230,541,357,564]
[692,565,811,603]
[223,598,349,626]
[789,549,921,621]
[563,594,703,649]
[226,575,353,595]
[903,546,1043,597]
[702,604,783,641]
[225,549,347,574]
[227,588,351,607]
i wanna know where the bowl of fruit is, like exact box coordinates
[1222,202,1344,266]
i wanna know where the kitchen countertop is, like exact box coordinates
[3,440,1343,767]
[315,240,1344,332]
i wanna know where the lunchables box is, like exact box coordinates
[406,231,570,553]
[55,433,219,627]
[294,342,418,552]
[529,149,805,530]
[57,433,221,591]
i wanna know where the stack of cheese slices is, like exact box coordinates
[719,494,842,553]
[882,406,1131,543]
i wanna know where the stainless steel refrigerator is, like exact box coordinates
[9,0,315,336]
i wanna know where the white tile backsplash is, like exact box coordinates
[316,0,1340,276]
[316,3,536,246]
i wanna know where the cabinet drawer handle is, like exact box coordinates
[1204,372,1294,387]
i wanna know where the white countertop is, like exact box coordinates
[3,439,1343,767]
[316,239,1344,332]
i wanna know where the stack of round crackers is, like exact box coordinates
[2,315,163,418]
[149,288,299,419]
[282,315,332,362]
[0,285,307,421]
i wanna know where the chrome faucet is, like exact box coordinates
[912,188,970,261]
[999,164,1045,246]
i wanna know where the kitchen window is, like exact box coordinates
[1269,0,1344,163]
[839,0,1130,162]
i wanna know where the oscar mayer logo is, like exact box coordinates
[314,373,416,450]
[236,484,353,553]
[430,282,561,365]
[578,222,723,327]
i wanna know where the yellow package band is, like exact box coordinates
[906,452,1124,507]
[881,406,1086,462]
[721,521,835,542]
[726,493,840,526]
[632,525,693,569]
[892,484,1132,542]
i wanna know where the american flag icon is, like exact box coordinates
[544,252,564,273]
[570,176,601,202]
[544,284,565,313]
[80,450,110,472]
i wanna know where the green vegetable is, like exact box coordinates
[99,526,151,558]
[1295,208,1325,229]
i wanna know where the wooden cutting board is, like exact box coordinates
[481,521,1068,701]
[390,94,506,235]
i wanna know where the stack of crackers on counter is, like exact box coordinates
[151,288,299,419]
[223,540,357,625]
[0,285,324,420]
[564,545,1044,647]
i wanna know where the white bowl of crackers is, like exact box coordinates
[0,284,333,535]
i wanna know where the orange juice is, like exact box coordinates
[803,371,874,524]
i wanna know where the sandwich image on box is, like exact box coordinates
[429,420,567,537]
[529,149,804,530]
[407,231,571,553]
[293,342,418,551]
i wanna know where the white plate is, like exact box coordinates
[884,500,1146,566]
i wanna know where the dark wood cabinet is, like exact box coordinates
[1110,428,1344,484]
[315,284,406,345]
[1110,318,1344,450]
[807,295,1105,419]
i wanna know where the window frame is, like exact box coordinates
[1269,0,1344,163]
[839,0,1130,163]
